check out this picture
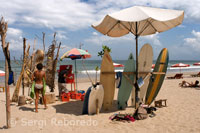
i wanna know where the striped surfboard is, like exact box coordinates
[145,48,169,105]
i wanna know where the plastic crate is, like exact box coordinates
[61,93,70,102]
[70,93,82,100]
[81,94,85,101]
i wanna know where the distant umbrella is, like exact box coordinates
[152,64,155,69]
[171,63,190,73]
[193,62,200,66]
[113,63,124,67]
[0,70,5,76]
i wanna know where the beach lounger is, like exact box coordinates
[191,72,200,77]
[167,73,183,79]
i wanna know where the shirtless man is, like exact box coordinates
[32,63,47,112]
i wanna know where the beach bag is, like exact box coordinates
[134,106,148,120]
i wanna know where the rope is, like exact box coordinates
[81,59,94,85]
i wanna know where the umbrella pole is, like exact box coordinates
[135,22,140,109]
[75,60,78,91]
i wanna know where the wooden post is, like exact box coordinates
[46,32,56,92]
[0,17,11,128]
[22,38,26,95]
[42,32,45,52]
[12,45,30,102]
[96,99,99,115]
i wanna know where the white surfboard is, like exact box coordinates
[100,50,115,110]
[88,85,104,115]
[138,44,153,102]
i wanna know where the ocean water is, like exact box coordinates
[0,60,200,82]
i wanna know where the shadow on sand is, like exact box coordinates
[52,100,120,116]
[19,106,34,112]
[53,100,84,116]
[100,100,119,113]
[0,126,7,130]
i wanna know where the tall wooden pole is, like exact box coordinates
[42,32,45,52]
[22,38,26,95]
[135,22,139,109]
[0,17,11,128]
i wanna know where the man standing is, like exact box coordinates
[58,67,70,97]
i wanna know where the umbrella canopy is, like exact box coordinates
[0,70,5,76]
[113,63,124,67]
[92,6,184,37]
[171,63,190,73]
[60,48,91,60]
[152,64,155,69]
[92,6,184,107]
[193,62,200,66]
[60,48,91,90]
[171,63,190,67]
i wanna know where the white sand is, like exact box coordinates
[0,74,200,133]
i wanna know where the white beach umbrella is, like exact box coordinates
[92,6,184,106]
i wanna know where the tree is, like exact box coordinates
[0,17,11,128]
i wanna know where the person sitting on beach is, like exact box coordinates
[31,63,47,112]
[58,66,70,97]
[179,80,200,87]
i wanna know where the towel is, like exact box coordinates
[30,78,46,99]
[8,71,14,85]
[116,72,122,88]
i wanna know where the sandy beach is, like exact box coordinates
[0,73,200,133]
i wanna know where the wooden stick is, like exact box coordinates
[12,45,30,102]
[22,38,26,95]
[96,99,99,115]
[42,32,45,52]
[0,17,11,128]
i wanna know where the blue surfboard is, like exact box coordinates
[82,87,92,114]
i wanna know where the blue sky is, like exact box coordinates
[0,0,200,60]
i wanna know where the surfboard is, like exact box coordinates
[118,53,135,110]
[82,87,92,114]
[138,44,153,102]
[100,50,115,111]
[88,85,104,115]
[145,48,169,105]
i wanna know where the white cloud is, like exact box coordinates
[1,0,200,31]
[56,31,68,40]
[0,0,96,30]
[184,30,200,50]
[6,28,23,50]
[167,30,200,60]
[92,32,98,36]
[84,33,134,45]
[143,34,161,47]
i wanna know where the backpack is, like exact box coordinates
[134,106,148,120]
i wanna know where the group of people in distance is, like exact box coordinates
[31,63,70,113]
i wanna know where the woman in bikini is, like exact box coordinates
[32,63,47,112]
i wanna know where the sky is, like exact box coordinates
[0,0,200,60]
